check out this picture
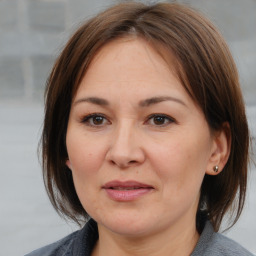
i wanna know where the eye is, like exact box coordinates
[81,114,110,127]
[147,114,175,126]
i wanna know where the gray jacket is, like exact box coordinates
[25,219,254,256]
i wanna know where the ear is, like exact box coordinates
[206,122,231,176]
[66,158,72,170]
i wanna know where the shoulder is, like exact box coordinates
[24,230,80,256]
[208,232,254,256]
[25,219,98,256]
[192,221,254,256]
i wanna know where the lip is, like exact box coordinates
[102,180,154,201]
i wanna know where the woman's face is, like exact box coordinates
[66,38,217,237]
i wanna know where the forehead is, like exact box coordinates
[74,37,187,99]
[89,38,171,73]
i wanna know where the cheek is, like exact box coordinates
[66,133,106,194]
[148,136,208,192]
[67,131,103,172]
[66,137,106,214]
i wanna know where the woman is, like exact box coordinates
[26,2,253,256]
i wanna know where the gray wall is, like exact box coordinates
[0,0,115,101]
[0,1,255,255]
[0,0,256,105]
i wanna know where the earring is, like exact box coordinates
[213,165,219,173]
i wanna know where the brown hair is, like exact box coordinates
[42,2,250,231]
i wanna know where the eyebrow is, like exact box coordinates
[73,97,109,106]
[139,96,187,107]
[73,96,187,107]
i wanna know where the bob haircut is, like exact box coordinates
[42,2,250,232]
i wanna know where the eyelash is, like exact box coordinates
[146,114,176,126]
[80,113,176,127]
[81,113,110,127]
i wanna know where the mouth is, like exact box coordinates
[109,187,145,190]
[102,180,154,201]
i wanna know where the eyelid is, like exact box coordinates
[80,113,111,126]
[80,113,176,127]
[146,114,176,126]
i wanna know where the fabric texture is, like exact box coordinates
[25,219,254,256]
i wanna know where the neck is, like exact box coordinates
[92,221,199,256]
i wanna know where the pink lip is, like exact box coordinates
[102,180,154,201]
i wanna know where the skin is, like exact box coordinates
[66,38,230,256]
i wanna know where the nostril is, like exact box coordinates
[109,159,137,168]
[110,160,116,165]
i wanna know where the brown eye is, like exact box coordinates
[147,114,175,126]
[92,116,104,125]
[153,116,166,125]
[82,114,109,127]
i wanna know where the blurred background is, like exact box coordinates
[0,0,255,255]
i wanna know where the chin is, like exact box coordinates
[108,223,153,237]
[96,211,160,237]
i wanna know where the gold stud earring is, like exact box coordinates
[213,165,219,173]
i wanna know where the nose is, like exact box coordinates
[105,121,145,169]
